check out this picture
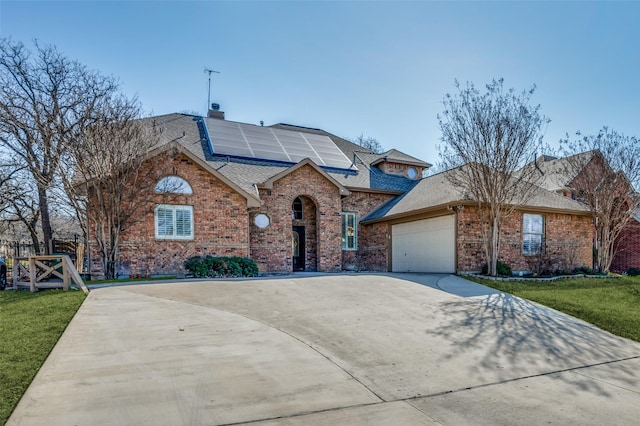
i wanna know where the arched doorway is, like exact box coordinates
[291,195,318,271]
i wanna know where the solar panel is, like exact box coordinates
[204,118,355,170]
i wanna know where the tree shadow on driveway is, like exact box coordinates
[430,291,640,398]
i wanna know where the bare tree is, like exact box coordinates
[352,133,384,154]
[438,79,549,276]
[0,38,118,254]
[0,153,21,216]
[0,168,42,252]
[65,95,163,279]
[560,128,640,273]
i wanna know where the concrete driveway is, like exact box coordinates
[8,273,640,425]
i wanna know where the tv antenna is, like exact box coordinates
[204,67,220,109]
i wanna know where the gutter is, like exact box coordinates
[361,200,592,226]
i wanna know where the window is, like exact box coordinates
[292,231,300,256]
[155,176,193,194]
[155,205,193,239]
[341,212,357,250]
[407,167,418,180]
[254,213,270,229]
[292,197,303,220]
[523,213,543,255]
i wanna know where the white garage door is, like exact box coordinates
[392,215,456,273]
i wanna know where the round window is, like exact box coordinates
[254,213,270,229]
[407,167,418,179]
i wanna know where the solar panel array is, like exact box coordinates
[204,118,355,170]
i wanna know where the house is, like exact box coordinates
[528,151,601,198]
[102,109,427,276]
[361,168,593,273]
[532,152,640,273]
[611,211,640,273]
[90,107,595,277]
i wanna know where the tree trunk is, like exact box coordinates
[37,184,53,255]
[598,223,613,273]
[489,216,500,276]
[26,216,41,255]
[481,213,500,276]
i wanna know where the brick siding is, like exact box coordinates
[611,219,640,273]
[89,151,597,277]
[249,164,343,272]
[340,191,395,271]
[456,206,593,273]
[88,153,249,277]
[377,162,423,179]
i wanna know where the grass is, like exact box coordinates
[468,275,640,342]
[0,289,86,425]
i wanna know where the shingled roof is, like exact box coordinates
[149,113,421,197]
[522,151,597,193]
[370,149,431,168]
[363,166,590,223]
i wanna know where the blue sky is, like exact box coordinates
[1,1,638,164]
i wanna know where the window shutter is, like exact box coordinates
[156,207,174,237]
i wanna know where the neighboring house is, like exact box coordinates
[88,108,594,276]
[528,151,600,197]
[611,210,640,273]
[532,152,640,273]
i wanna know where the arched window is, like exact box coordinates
[155,176,193,194]
[292,197,303,220]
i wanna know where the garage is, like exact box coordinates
[392,215,456,273]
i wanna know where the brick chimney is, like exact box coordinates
[207,103,225,119]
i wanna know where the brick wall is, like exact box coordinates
[88,153,250,277]
[456,206,593,273]
[377,162,423,180]
[341,191,395,271]
[611,219,640,273]
[249,164,343,272]
[356,222,391,271]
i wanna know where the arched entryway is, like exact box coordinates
[291,195,318,271]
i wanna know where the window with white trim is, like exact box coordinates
[523,213,543,255]
[155,205,193,239]
[155,176,193,194]
[341,212,357,250]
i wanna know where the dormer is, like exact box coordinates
[370,149,432,180]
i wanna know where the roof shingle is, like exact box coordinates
[364,167,590,223]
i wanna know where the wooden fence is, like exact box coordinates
[10,255,89,294]
[0,238,84,286]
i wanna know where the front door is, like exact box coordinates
[292,226,305,271]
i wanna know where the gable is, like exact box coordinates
[147,141,262,208]
[258,159,350,196]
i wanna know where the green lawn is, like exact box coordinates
[468,275,640,342]
[0,289,86,425]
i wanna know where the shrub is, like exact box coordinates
[205,256,226,277]
[226,257,243,277]
[238,257,259,277]
[184,255,258,278]
[481,261,512,276]
[184,256,207,278]
[627,267,640,277]
[573,266,603,275]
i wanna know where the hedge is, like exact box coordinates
[184,255,259,278]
